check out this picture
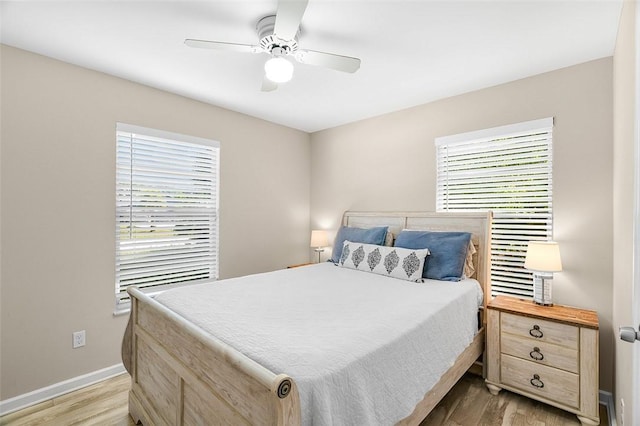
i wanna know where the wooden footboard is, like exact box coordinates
[124,287,301,425]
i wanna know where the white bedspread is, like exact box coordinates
[155,262,483,426]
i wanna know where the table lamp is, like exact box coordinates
[524,241,562,306]
[310,230,329,263]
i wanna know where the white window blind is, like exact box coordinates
[115,123,220,309]
[435,118,553,298]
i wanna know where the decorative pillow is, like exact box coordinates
[330,226,388,263]
[338,241,429,282]
[464,240,477,278]
[384,231,395,247]
[394,230,472,282]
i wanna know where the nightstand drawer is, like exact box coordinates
[501,354,579,409]
[501,312,578,349]
[501,333,578,373]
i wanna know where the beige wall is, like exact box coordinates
[0,45,311,399]
[311,58,615,392]
[613,1,636,425]
[0,40,622,403]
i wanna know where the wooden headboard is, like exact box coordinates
[342,211,493,316]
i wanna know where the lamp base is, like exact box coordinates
[532,273,553,306]
[313,247,324,264]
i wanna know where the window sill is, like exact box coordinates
[113,303,131,317]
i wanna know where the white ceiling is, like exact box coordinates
[0,1,623,133]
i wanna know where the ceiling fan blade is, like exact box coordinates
[295,49,361,73]
[185,39,259,54]
[274,0,309,40]
[261,75,278,92]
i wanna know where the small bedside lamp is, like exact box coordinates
[524,241,563,306]
[310,230,329,263]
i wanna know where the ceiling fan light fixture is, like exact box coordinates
[264,57,294,83]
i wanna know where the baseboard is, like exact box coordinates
[0,363,126,416]
[600,390,617,426]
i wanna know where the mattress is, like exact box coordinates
[154,262,483,426]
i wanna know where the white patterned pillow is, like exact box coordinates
[339,241,429,282]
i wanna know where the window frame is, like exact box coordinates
[114,123,220,314]
[435,117,554,298]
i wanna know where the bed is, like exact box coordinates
[121,211,493,425]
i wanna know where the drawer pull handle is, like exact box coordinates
[529,347,544,361]
[529,325,543,338]
[530,374,544,389]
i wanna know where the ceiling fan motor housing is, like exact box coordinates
[257,15,298,56]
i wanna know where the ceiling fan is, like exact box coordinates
[185,0,361,92]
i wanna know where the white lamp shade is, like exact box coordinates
[524,241,563,272]
[310,230,329,248]
[264,57,294,83]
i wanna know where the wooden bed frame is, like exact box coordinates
[122,211,492,425]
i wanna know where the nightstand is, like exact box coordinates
[485,295,599,425]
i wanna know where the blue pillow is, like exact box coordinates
[330,226,388,264]
[394,230,471,281]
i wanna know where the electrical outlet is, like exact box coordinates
[72,330,86,348]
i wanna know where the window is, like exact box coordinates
[436,118,553,298]
[115,123,220,311]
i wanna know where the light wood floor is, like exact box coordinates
[420,374,607,426]
[1,373,607,425]
[0,374,134,426]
